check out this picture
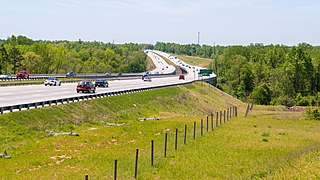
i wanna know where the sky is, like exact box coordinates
[0,0,319,46]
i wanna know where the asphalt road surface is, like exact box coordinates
[0,51,213,107]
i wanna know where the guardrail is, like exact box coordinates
[0,77,46,81]
[0,74,179,87]
[0,72,177,86]
[0,78,214,114]
[0,71,176,82]
[0,80,81,86]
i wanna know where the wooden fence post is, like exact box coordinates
[134,149,139,178]
[164,133,167,158]
[227,108,229,121]
[216,112,219,127]
[201,119,203,136]
[114,160,117,180]
[175,129,178,150]
[220,111,222,125]
[206,116,209,132]
[184,125,187,144]
[245,103,250,117]
[151,140,154,166]
[211,114,214,131]
[193,122,196,139]
[233,106,235,117]
[224,110,226,123]
[236,106,238,117]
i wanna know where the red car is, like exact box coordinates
[16,71,30,78]
[76,80,96,93]
[179,75,185,80]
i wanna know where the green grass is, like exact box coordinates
[176,55,213,68]
[0,82,319,179]
[147,117,320,179]
[146,55,156,71]
[157,54,177,67]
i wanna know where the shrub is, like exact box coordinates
[306,108,320,120]
[274,95,295,107]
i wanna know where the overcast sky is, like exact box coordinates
[0,0,319,46]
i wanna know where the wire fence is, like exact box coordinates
[82,106,238,179]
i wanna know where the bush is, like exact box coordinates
[296,94,316,106]
[306,108,320,120]
[274,95,295,107]
[296,96,310,106]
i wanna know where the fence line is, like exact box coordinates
[82,106,238,179]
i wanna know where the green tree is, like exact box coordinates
[250,83,271,105]
[238,63,254,98]
[22,52,41,73]
[8,46,24,73]
[286,45,314,96]
[0,44,9,73]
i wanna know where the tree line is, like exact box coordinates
[154,42,320,106]
[0,35,153,75]
[2,36,320,106]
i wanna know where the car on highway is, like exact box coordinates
[16,71,29,79]
[0,73,12,78]
[76,80,96,93]
[105,71,112,76]
[179,75,185,80]
[117,72,122,76]
[142,75,152,82]
[66,71,76,77]
[44,77,61,86]
[95,79,109,88]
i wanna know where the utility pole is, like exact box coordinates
[197,32,200,45]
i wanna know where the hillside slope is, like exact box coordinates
[1,82,317,179]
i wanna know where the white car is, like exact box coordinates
[0,74,12,78]
[44,77,61,86]
[105,72,112,76]
[142,75,152,82]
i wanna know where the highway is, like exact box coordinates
[146,50,176,74]
[0,51,213,108]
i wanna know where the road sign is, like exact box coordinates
[199,69,213,76]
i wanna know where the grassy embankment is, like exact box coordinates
[176,55,213,68]
[146,55,156,71]
[0,82,319,179]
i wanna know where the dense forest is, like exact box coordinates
[155,42,320,107]
[0,35,153,74]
